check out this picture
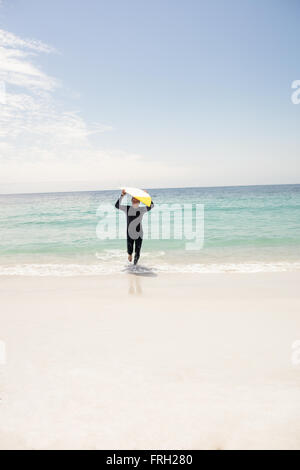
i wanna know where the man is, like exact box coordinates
[115,189,154,265]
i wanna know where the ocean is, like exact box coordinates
[0,184,299,275]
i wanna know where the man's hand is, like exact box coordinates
[121,189,126,196]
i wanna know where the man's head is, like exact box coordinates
[131,197,140,208]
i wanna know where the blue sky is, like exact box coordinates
[0,0,299,193]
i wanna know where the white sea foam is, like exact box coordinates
[95,249,166,261]
[1,261,300,276]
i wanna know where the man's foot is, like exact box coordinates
[128,254,132,262]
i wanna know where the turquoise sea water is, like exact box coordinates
[0,184,299,275]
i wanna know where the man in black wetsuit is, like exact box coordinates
[115,189,154,265]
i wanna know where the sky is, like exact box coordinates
[0,0,300,194]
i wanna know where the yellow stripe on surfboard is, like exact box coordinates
[136,195,152,207]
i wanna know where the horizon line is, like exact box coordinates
[0,182,299,197]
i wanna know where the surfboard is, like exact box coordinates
[121,187,152,207]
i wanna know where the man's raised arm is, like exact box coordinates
[115,189,127,211]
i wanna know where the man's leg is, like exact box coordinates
[134,237,143,265]
[127,236,134,262]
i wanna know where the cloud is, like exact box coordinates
[0,29,58,91]
[0,27,191,194]
[0,29,55,54]
[0,28,130,192]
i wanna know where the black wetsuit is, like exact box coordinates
[115,195,154,264]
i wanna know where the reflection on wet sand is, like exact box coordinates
[128,275,142,295]
[126,265,157,295]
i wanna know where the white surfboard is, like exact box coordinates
[120,187,152,207]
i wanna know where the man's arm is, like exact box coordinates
[115,190,127,212]
[142,190,154,212]
[140,200,154,214]
[147,200,154,212]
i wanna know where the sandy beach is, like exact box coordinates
[0,272,300,450]
[1,0,300,454]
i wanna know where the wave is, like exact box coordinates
[1,261,300,276]
[95,249,166,261]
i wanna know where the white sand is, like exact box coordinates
[0,272,300,450]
